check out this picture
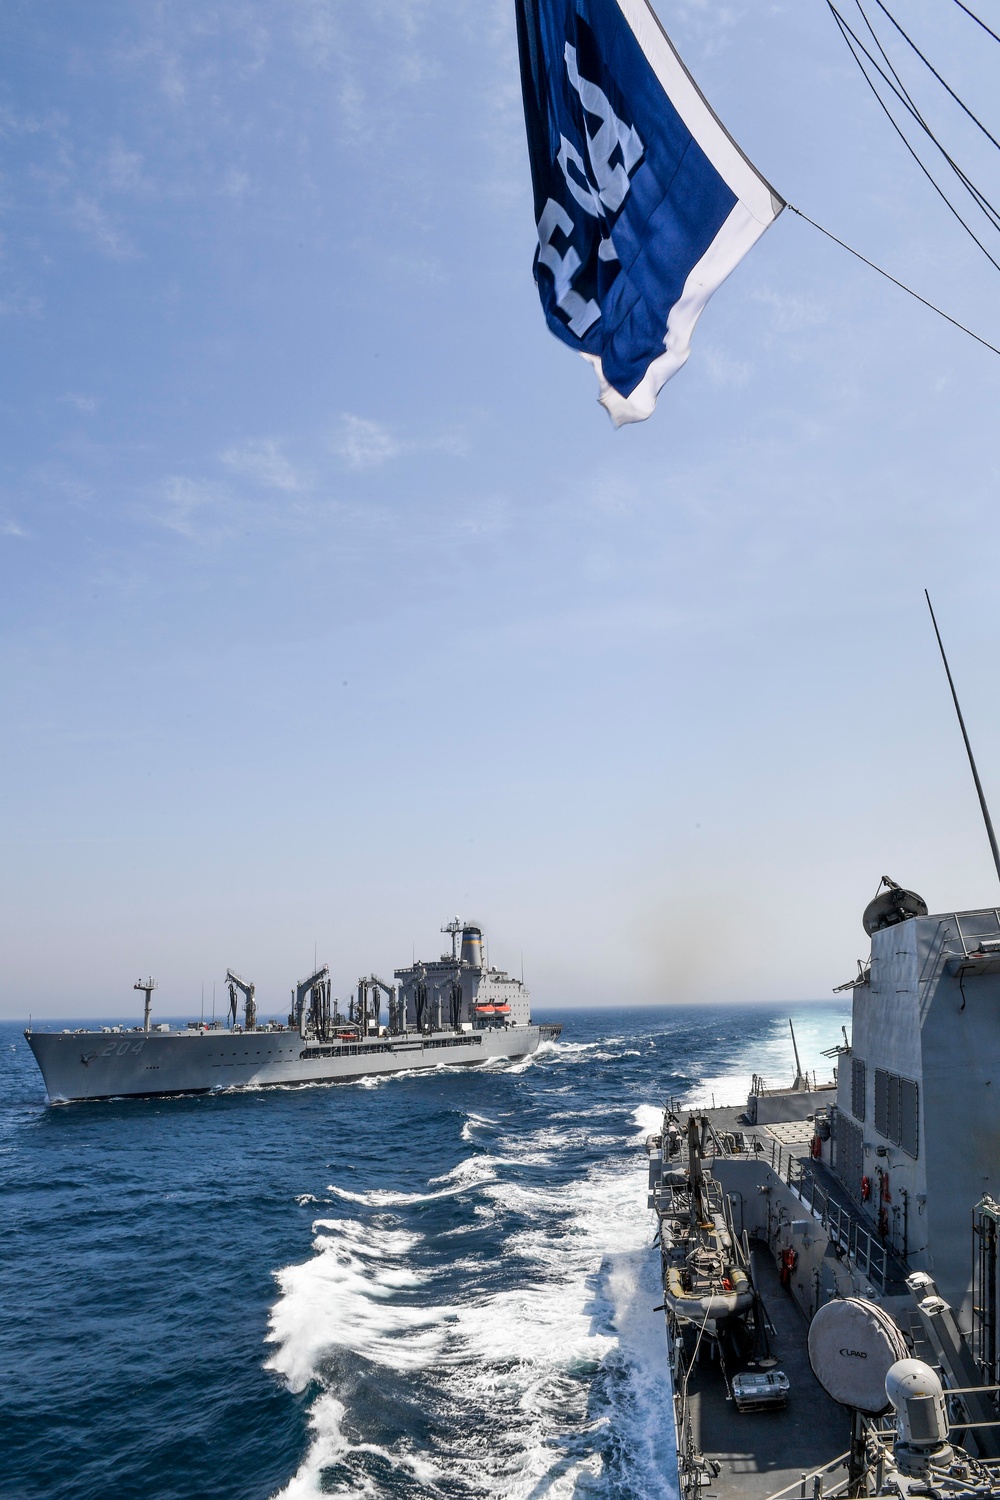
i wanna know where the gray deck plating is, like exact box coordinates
[684,1251,848,1500]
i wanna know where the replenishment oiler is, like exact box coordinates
[25,920,560,1103]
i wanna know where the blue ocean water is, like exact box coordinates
[0,1002,848,1500]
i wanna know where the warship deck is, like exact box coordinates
[684,1249,850,1500]
[653,1093,860,1500]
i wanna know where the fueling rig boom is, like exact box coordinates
[225,969,256,1031]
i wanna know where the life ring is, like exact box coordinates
[779,1246,798,1286]
[811,1135,822,1159]
[861,1175,872,1202]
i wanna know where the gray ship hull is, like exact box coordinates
[26,1024,550,1103]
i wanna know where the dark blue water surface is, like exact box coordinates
[0,1002,848,1500]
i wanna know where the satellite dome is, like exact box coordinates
[863,878,928,937]
[807,1298,910,1413]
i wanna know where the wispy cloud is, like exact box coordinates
[152,463,322,543]
[703,347,752,387]
[155,477,234,541]
[334,413,470,471]
[219,168,252,199]
[0,289,43,318]
[752,286,827,334]
[672,2,745,57]
[61,393,99,414]
[102,140,148,194]
[0,518,25,538]
[67,194,136,260]
[335,414,402,471]
[220,438,309,491]
[0,101,47,138]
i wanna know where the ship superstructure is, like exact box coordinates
[647,883,1000,1500]
[395,920,531,1033]
[25,920,559,1103]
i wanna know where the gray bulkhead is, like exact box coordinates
[832,907,1000,1320]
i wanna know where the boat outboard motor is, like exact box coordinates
[885,1358,952,1476]
[863,876,928,936]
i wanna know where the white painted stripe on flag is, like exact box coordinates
[583,199,768,425]
[614,0,783,227]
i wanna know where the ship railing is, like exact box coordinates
[706,1133,897,1292]
[758,1449,852,1500]
[768,1142,892,1294]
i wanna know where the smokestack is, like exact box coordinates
[461,925,483,970]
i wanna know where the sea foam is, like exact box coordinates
[266,1095,674,1498]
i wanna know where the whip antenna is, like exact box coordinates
[925,589,1000,886]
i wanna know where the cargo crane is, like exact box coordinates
[413,967,429,1032]
[355,975,397,1035]
[448,976,463,1031]
[291,965,331,1039]
[225,970,257,1031]
[430,975,464,1031]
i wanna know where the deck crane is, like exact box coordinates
[356,975,397,1035]
[291,965,331,1039]
[225,969,256,1031]
[429,974,463,1031]
[412,966,429,1032]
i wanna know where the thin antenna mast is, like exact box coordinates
[925,590,1000,887]
[789,1019,806,1090]
[441,918,462,962]
[134,977,157,1034]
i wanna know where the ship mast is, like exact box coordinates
[441,917,463,961]
[925,591,1000,889]
[134,977,157,1033]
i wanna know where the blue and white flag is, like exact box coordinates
[516,0,784,425]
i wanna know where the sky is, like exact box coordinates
[3,0,1000,1021]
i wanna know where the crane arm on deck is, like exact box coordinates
[225,968,257,1030]
[292,965,330,1038]
[295,966,329,1007]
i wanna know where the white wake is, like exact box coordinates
[266,1102,675,1498]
